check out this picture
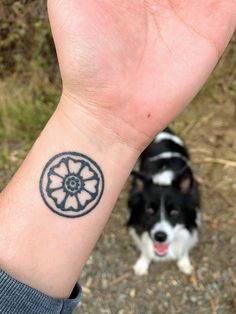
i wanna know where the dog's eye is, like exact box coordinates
[169,209,179,217]
[145,208,155,215]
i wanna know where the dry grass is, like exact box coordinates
[0,69,59,185]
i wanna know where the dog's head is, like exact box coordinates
[128,171,199,257]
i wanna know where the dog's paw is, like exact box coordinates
[133,258,149,276]
[177,258,193,275]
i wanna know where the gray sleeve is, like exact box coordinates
[0,270,82,314]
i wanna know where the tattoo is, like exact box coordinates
[40,152,104,218]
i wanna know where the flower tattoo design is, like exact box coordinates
[40,152,104,218]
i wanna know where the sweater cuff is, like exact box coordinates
[0,270,81,314]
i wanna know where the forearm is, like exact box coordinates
[0,98,138,298]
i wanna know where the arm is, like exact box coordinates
[0,0,235,299]
[0,98,138,298]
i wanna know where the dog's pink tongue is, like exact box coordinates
[154,242,169,256]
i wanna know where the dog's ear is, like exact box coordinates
[130,170,151,192]
[179,176,192,194]
[173,170,193,194]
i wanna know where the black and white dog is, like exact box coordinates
[127,128,200,275]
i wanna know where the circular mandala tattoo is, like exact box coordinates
[40,152,104,218]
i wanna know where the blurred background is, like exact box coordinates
[0,1,236,313]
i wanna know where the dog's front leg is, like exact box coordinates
[177,254,193,275]
[133,254,151,276]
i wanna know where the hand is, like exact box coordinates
[48,0,236,150]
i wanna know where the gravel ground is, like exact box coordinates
[77,175,236,314]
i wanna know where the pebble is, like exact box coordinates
[211,282,219,290]
[147,288,153,295]
[86,256,93,265]
[190,296,198,303]
[166,292,171,298]
[163,301,169,308]
[129,288,136,298]
[101,278,108,289]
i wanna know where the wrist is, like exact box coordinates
[59,90,153,152]
[0,96,139,298]
[56,93,140,171]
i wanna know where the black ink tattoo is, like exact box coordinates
[40,152,104,218]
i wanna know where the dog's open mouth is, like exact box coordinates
[153,242,169,256]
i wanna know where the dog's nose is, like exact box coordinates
[154,231,167,243]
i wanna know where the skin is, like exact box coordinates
[0,0,235,299]
[49,0,236,149]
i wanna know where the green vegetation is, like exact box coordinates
[0,1,56,77]
[0,1,59,175]
[0,75,58,149]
